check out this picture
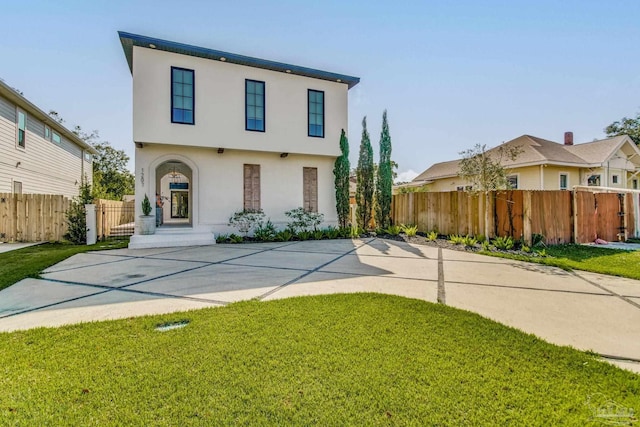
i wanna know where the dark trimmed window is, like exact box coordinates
[308,89,324,137]
[17,109,26,147]
[171,67,194,124]
[588,175,600,186]
[245,80,265,132]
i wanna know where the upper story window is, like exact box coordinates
[245,80,265,132]
[52,131,61,144]
[17,109,26,148]
[45,125,51,141]
[612,174,619,184]
[308,89,324,138]
[587,175,601,186]
[507,174,518,189]
[171,67,194,125]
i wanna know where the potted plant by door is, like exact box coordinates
[139,194,156,235]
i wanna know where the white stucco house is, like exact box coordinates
[0,79,96,198]
[118,32,360,248]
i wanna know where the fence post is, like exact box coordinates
[523,191,532,246]
[85,204,96,245]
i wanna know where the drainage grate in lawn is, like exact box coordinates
[155,321,189,332]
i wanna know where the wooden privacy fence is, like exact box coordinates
[94,199,135,240]
[392,190,638,245]
[0,193,70,242]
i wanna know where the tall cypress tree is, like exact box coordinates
[376,110,393,229]
[333,129,350,229]
[356,117,374,230]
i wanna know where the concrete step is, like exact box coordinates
[128,230,215,249]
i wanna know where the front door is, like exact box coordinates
[171,191,189,219]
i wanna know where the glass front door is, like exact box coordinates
[171,191,189,218]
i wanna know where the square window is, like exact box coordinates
[588,175,600,186]
[52,132,61,144]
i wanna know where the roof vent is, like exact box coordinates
[564,132,573,146]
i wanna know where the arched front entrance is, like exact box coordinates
[156,160,193,227]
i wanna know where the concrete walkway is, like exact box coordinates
[1,238,639,373]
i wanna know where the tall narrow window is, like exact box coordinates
[507,175,518,189]
[559,173,568,190]
[17,109,26,147]
[171,67,194,124]
[303,167,318,212]
[308,89,324,137]
[634,179,638,190]
[243,164,261,211]
[245,80,265,132]
[45,125,51,141]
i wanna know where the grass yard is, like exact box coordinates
[0,240,129,292]
[0,294,637,426]
[482,244,640,280]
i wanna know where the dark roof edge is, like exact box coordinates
[118,31,360,89]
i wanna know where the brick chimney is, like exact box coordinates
[564,131,573,146]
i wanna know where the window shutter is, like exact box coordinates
[303,167,318,212]
[244,164,260,210]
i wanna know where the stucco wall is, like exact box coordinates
[135,144,338,234]
[132,46,348,157]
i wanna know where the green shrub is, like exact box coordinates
[141,194,152,216]
[492,236,515,251]
[215,234,229,244]
[462,235,477,247]
[323,227,340,239]
[535,248,547,257]
[448,234,464,245]
[65,177,93,244]
[427,231,438,241]
[532,233,546,248]
[339,227,352,238]
[313,230,325,240]
[229,234,244,244]
[401,224,418,237]
[385,225,402,236]
[350,227,364,238]
[522,245,531,253]
[228,209,266,236]
[254,220,277,242]
[297,231,312,241]
[476,234,487,244]
[285,208,324,233]
[275,230,293,242]
[481,240,491,251]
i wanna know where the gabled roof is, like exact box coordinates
[118,31,360,89]
[0,79,98,154]
[413,134,640,183]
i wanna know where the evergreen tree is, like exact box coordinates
[376,110,393,229]
[333,129,351,229]
[356,117,374,230]
[65,176,93,244]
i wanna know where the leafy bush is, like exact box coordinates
[492,236,514,251]
[254,220,277,242]
[275,230,293,242]
[313,230,325,240]
[350,227,364,238]
[229,234,244,243]
[448,234,464,245]
[532,233,546,248]
[462,235,477,247]
[228,209,266,236]
[427,231,438,241]
[535,248,547,257]
[385,225,402,236]
[285,208,324,233]
[401,224,418,237]
[339,227,352,238]
[297,231,312,241]
[141,194,152,216]
[65,178,93,244]
[481,240,491,251]
[215,234,229,244]
[522,245,531,253]
[323,227,340,239]
[476,234,487,244]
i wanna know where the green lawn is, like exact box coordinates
[0,294,637,425]
[482,244,640,280]
[0,240,129,291]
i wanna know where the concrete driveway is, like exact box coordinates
[1,238,639,372]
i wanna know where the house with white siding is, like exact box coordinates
[118,32,359,248]
[0,79,97,198]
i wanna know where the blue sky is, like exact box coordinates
[2,1,639,180]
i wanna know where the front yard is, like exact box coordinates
[1,294,637,425]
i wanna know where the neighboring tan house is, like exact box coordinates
[118,32,360,248]
[0,79,97,198]
[412,133,640,192]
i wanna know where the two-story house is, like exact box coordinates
[0,79,97,198]
[118,32,360,248]
[411,133,640,192]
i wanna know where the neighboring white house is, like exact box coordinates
[0,79,96,198]
[118,32,360,248]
